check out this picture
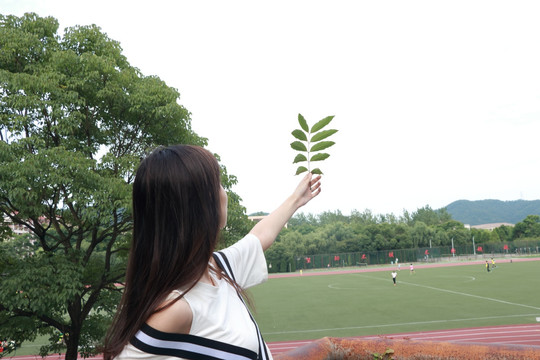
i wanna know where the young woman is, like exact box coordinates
[103,145,322,360]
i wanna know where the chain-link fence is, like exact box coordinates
[269,240,540,273]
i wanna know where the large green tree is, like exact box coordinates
[0,13,250,359]
[512,215,540,239]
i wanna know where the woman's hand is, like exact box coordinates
[292,172,322,210]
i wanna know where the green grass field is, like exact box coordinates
[250,260,540,342]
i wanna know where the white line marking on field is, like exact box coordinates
[328,283,357,290]
[398,280,540,311]
[263,313,540,335]
[355,273,540,311]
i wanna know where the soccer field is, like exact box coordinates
[250,260,540,342]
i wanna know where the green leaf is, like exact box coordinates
[298,113,309,132]
[290,141,307,152]
[292,114,336,175]
[311,168,323,175]
[293,154,307,163]
[311,129,338,142]
[310,153,330,162]
[310,141,335,152]
[295,166,308,175]
[291,129,308,141]
[310,115,334,133]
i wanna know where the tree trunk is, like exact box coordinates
[64,328,80,360]
[64,308,82,360]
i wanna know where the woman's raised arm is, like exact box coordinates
[249,173,322,251]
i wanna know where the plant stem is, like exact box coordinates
[307,131,311,173]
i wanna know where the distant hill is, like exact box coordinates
[445,199,540,225]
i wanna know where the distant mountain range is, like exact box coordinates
[445,199,540,226]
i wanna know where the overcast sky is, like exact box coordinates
[3,0,540,217]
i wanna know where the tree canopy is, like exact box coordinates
[0,13,250,359]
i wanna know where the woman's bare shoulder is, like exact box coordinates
[146,296,193,334]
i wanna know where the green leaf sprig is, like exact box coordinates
[291,113,337,175]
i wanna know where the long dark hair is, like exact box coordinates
[103,145,224,359]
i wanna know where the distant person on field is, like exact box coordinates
[486,260,490,272]
[391,271,397,286]
[491,257,496,269]
[410,263,415,274]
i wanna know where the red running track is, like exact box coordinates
[268,256,540,279]
[266,323,540,355]
[4,325,539,359]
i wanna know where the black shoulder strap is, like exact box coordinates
[213,251,271,360]
[213,251,236,282]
